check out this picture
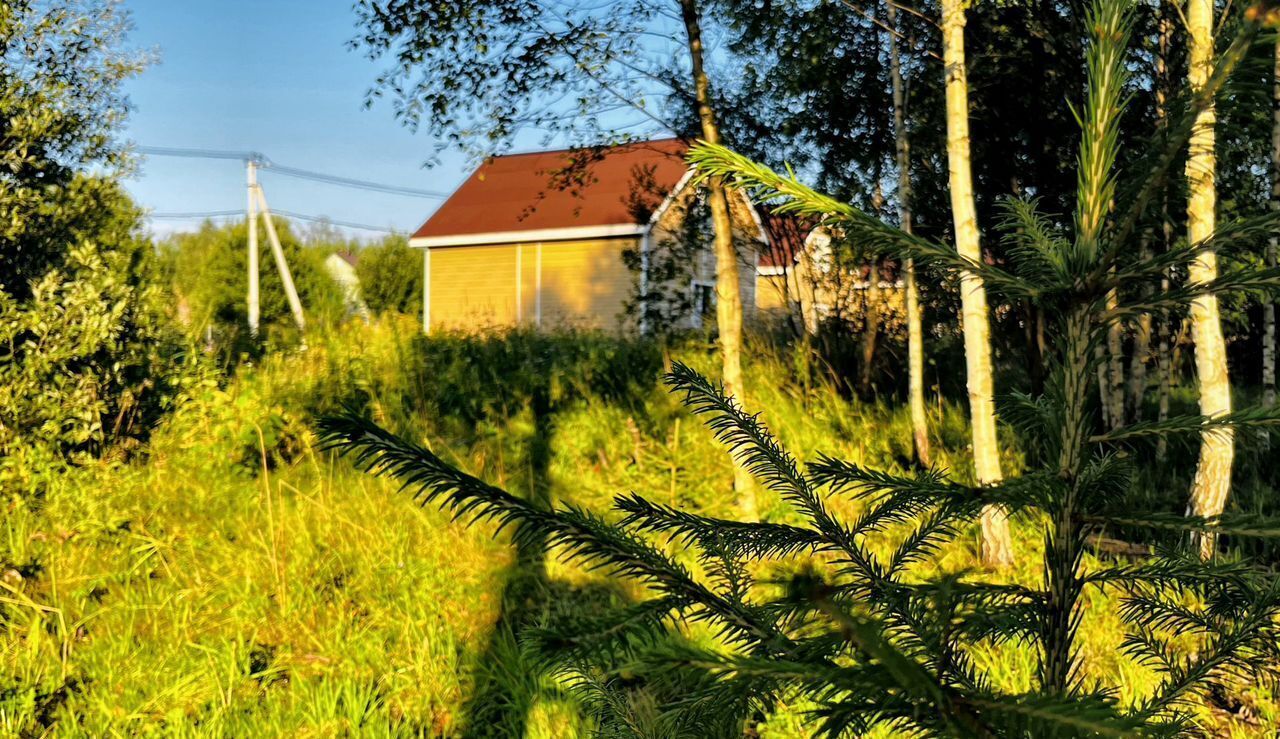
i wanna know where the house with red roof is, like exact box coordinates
[410,138,798,333]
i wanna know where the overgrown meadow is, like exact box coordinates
[2,316,1274,737]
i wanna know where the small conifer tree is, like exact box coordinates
[321,1,1280,734]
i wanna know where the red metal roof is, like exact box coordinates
[414,139,691,241]
[757,205,817,269]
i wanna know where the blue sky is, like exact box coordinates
[121,0,477,239]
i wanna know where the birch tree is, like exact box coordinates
[1265,39,1279,416]
[1185,0,1234,557]
[887,0,932,467]
[941,0,1013,567]
[1154,1,1176,461]
[678,0,755,518]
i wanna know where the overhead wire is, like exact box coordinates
[137,145,263,161]
[149,207,398,234]
[139,144,431,233]
[264,164,447,199]
[137,145,446,198]
[150,209,245,219]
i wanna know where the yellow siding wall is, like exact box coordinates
[756,273,790,311]
[646,184,761,325]
[428,244,518,330]
[539,238,635,330]
[428,238,637,332]
[520,243,538,322]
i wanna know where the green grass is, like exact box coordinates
[2,316,1275,736]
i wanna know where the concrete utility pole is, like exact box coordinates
[244,155,306,341]
[254,185,307,334]
[247,159,260,337]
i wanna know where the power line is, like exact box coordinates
[272,209,399,233]
[137,144,447,198]
[148,208,399,234]
[264,164,447,199]
[151,209,244,219]
[137,146,263,161]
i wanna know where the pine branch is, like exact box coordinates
[1091,404,1280,443]
[1135,579,1280,720]
[614,492,827,560]
[960,692,1145,737]
[1105,264,1280,321]
[886,502,969,576]
[810,455,1057,513]
[1119,627,1178,673]
[317,412,789,650]
[1074,0,1133,267]
[1098,15,1263,284]
[1108,210,1280,293]
[685,143,1040,299]
[521,595,687,671]
[1119,592,1221,636]
[1083,555,1261,590]
[996,196,1071,287]
[664,363,863,563]
[1083,511,1280,539]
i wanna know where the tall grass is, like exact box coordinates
[1,318,1273,735]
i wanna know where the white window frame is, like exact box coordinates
[690,279,717,329]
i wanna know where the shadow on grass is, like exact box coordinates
[457,409,628,738]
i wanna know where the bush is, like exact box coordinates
[355,234,422,315]
[158,218,346,358]
[0,186,182,497]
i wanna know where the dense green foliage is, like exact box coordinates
[0,0,146,292]
[158,218,345,357]
[0,224,176,494]
[354,234,422,315]
[0,2,178,495]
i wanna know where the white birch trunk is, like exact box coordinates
[1185,0,1234,558]
[887,0,932,467]
[679,0,754,519]
[942,0,1012,567]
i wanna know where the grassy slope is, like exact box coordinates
[1,317,1274,736]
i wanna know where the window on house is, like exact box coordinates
[692,281,716,328]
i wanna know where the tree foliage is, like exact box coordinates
[0,181,178,495]
[355,234,422,315]
[158,218,345,356]
[0,2,179,495]
[0,0,147,294]
[322,0,1280,733]
[351,0,695,157]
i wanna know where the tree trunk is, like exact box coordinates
[859,261,881,397]
[1185,0,1234,558]
[941,0,1013,567]
[1264,40,1279,417]
[1105,288,1126,430]
[679,0,754,519]
[888,0,932,467]
[1155,0,1174,463]
[1127,234,1154,422]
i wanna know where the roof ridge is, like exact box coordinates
[481,137,687,161]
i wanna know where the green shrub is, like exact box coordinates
[0,3,179,497]
[0,202,182,496]
[355,234,422,315]
[158,218,345,358]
